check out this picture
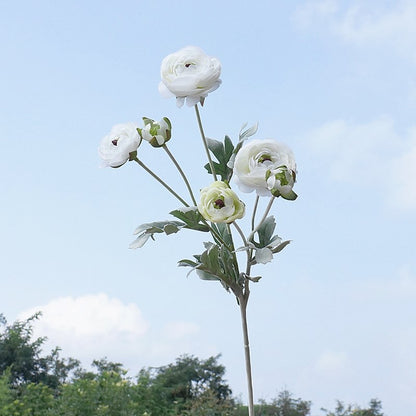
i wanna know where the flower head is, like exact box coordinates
[266,166,297,200]
[138,117,171,148]
[198,181,245,223]
[98,123,141,168]
[159,46,222,108]
[234,139,297,196]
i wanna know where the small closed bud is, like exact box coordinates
[266,166,298,201]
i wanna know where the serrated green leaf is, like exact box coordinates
[204,136,235,181]
[133,220,184,235]
[170,207,210,232]
[130,220,185,249]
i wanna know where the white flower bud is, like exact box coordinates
[139,117,171,147]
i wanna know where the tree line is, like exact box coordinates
[0,313,384,416]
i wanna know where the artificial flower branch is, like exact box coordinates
[99,45,298,416]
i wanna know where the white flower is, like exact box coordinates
[159,46,222,108]
[198,181,245,223]
[234,139,297,196]
[266,166,297,200]
[139,117,171,147]
[98,123,141,168]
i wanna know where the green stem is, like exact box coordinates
[133,157,189,207]
[248,196,275,242]
[251,196,260,231]
[238,295,254,416]
[194,104,218,181]
[232,222,252,277]
[162,144,197,206]
[232,221,247,248]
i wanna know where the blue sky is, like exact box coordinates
[1,0,415,414]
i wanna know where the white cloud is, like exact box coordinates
[18,293,204,374]
[294,0,416,62]
[305,116,416,210]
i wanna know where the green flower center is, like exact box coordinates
[258,153,272,163]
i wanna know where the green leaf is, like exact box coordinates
[129,233,151,249]
[204,136,235,181]
[133,220,184,235]
[281,190,298,201]
[254,216,276,248]
[210,222,234,247]
[195,270,220,281]
[178,259,198,268]
[254,247,273,264]
[179,242,240,292]
[130,220,185,249]
[272,240,291,254]
[170,207,210,232]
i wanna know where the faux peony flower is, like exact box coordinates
[198,181,245,223]
[266,166,297,200]
[138,117,171,147]
[98,123,141,168]
[234,139,297,196]
[158,46,222,108]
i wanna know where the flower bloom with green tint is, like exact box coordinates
[266,166,297,200]
[138,117,171,147]
[198,181,245,223]
[98,122,141,168]
[158,46,222,107]
[234,139,297,196]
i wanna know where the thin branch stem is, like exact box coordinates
[232,221,248,248]
[248,196,275,242]
[232,222,253,277]
[162,144,197,206]
[133,157,189,207]
[251,196,260,231]
[239,296,254,416]
[194,104,218,181]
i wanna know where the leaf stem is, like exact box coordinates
[162,144,197,206]
[194,104,218,181]
[133,157,189,207]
